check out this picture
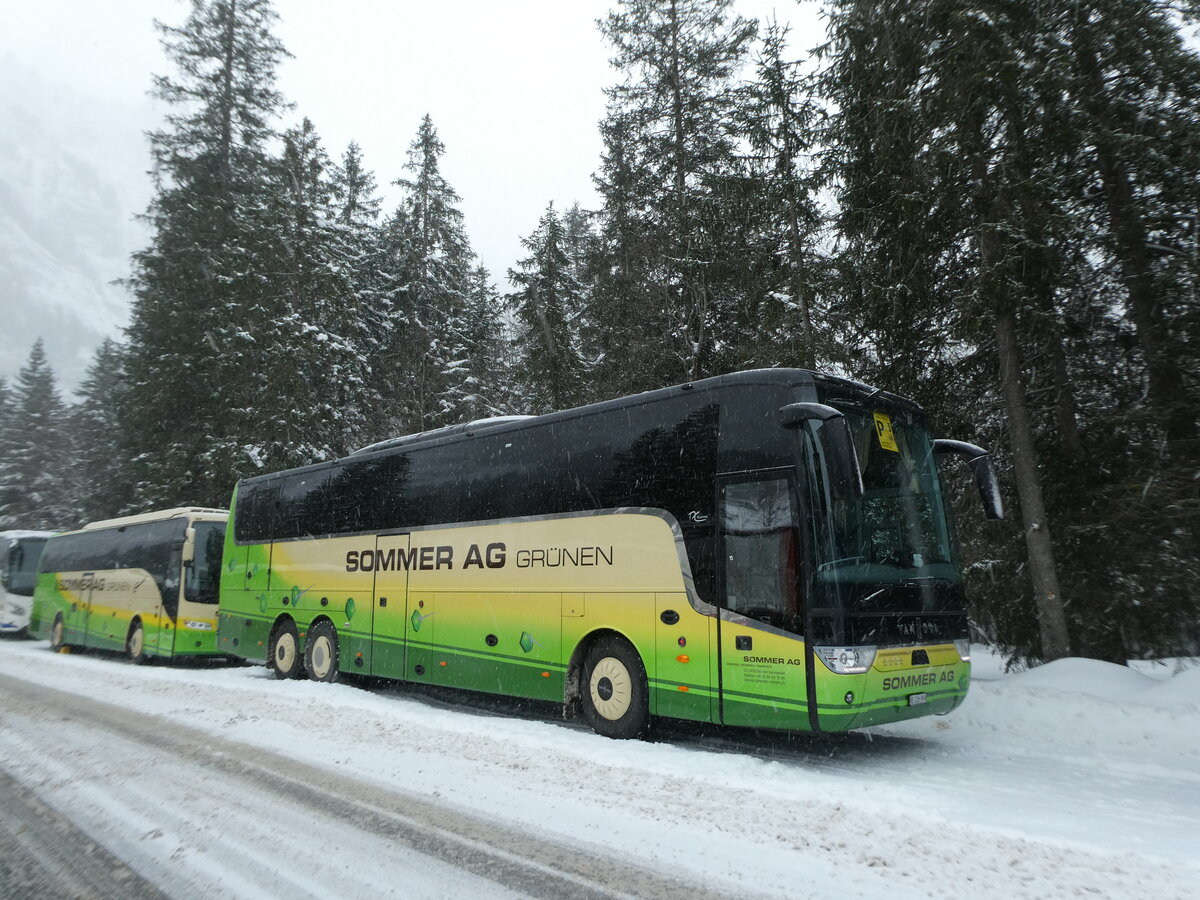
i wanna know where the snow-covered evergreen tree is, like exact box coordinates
[0,340,73,530]
[0,376,12,528]
[255,117,375,466]
[382,115,478,433]
[815,0,1200,663]
[453,265,511,421]
[507,203,585,413]
[329,140,389,446]
[592,0,757,388]
[70,339,134,523]
[734,19,824,370]
[123,0,292,508]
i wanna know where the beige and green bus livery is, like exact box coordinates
[31,508,228,662]
[219,370,1002,738]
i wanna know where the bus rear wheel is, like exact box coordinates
[304,620,339,683]
[581,636,649,740]
[49,614,65,652]
[126,619,148,665]
[269,620,303,680]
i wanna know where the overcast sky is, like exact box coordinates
[4,0,824,291]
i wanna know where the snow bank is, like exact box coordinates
[1,639,1198,899]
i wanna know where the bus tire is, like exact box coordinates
[126,619,148,665]
[49,614,65,652]
[269,619,304,680]
[304,620,339,684]
[581,635,649,740]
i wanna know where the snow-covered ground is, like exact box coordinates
[0,639,1196,898]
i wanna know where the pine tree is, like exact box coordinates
[818,0,1073,659]
[382,115,478,433]
[592,0,757,388]
[561,203,598,294]
[329,140,389,446]
[586,112,661,398]
[0,340,73,530]
[507,203,586,413]
[123,0,292,508]
[71,339,134,523]
[455,265,511,421]
[735,19,825,370]
[253,117,375,467]
[816,0,1200,662]
[1058,2,1200,465]
[0,376,12,528]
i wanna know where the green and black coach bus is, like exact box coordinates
[218,369,1001,738]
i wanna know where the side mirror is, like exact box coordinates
[780,402,864,501]
[933,439,1004,520]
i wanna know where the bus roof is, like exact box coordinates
[237,368,919,488]
[349,368,915,457]
[0,530,55,545]
[78,507,228,533]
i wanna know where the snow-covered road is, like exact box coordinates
[0,639,1197,899]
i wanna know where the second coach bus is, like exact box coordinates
[218,369,1001,737]
[31,508,228,662]
[1,531,52,636]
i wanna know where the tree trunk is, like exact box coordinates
[996,309,1072,661]
[1073,28,1196,462]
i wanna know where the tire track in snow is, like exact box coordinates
[0,767,168,900]
[0,673,744,900]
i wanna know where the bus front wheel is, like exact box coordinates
[49,615,65,652]
[126,619,148,665]
[581,636,649,740]
[269,620,304,680]
[304,620,339,683]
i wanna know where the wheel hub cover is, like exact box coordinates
[589,656,632,721]
[276,634,295,669]
[312,638,330,676]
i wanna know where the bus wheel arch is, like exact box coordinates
[126,618,148,665]
[570,630,650,740]
[304,617,339,684]
[268,616,304,680]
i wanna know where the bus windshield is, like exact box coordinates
[6,538,47,596]
[825,406,956,576]
[808,400,965,645]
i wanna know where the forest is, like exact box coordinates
[0,0,1196,666]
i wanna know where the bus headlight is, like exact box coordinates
[953,639,971,661]
[816,646,876,675]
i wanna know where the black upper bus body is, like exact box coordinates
[231,369,969,653]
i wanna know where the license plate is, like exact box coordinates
[908,693,928,706]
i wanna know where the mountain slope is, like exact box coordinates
[0,59,153,393]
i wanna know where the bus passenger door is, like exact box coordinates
[715,470,810,731]
[142,572,166,655]
[371,535,419,681]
